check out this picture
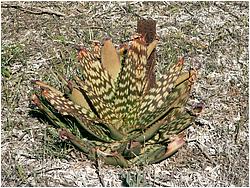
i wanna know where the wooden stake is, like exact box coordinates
[137,19,157,91]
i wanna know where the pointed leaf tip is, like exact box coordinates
[101,38,121,80]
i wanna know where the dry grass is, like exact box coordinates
[1,1,249,186]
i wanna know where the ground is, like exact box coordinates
[1,1,249,187]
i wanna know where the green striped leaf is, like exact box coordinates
[78,48,118,123]
[134,58,186,127]
[114,35,148,131]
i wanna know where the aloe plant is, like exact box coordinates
[31,33,201,167]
